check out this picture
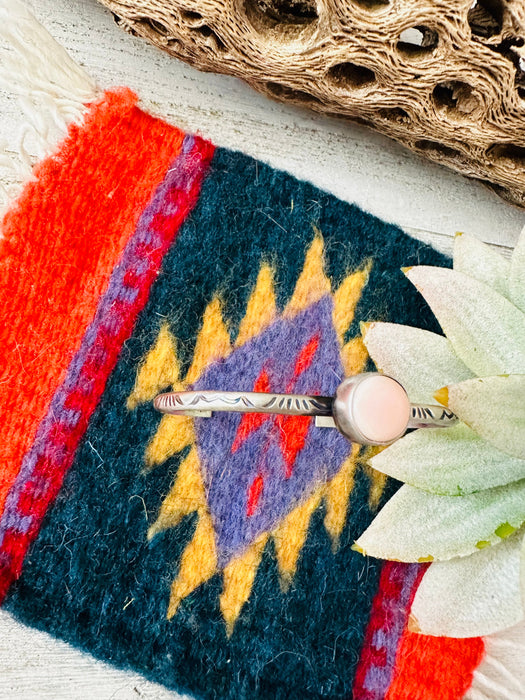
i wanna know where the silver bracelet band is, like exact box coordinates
[154,373,457,446]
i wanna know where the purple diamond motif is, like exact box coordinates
[193,295,352,566]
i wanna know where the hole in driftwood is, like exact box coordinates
[180,9,204,25]
[486,35,525,73]
[148,19,170,36]
[488,143,525,166]
[352,0,390,9]
[148,18,170,36]
[192,25,226,50]
[516,61,525,100]
[481,36,525,100]
[499,49,525,100]
[378,107,410,124]
[257,0,317,23]
[432,81,480,117]
[244,0,318,35]
[415,140,462,160]
[397,26,438,57]
[266,82,321,103]
[132,17,174,41]
[468,0,504,38]
[327,62,376,89]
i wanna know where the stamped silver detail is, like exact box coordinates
[407,404,457,429]
[153,390,333,417]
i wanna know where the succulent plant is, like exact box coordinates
[355,227,525,638]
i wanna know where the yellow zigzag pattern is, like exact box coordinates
[127,232,384,634]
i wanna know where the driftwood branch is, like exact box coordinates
[100,0,525,207]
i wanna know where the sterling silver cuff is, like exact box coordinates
[153,373,457,446]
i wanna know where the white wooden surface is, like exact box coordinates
[0,0,524,697]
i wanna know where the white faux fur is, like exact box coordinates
[0,0,98,208]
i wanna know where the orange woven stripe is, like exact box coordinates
[385,629,485,700]
[0,88,184,514]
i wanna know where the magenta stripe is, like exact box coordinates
[363,564,422,698]
[353,561,426,700]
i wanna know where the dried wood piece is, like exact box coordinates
[99,0,525,207]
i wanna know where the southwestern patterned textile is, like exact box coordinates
[0,87,484,699]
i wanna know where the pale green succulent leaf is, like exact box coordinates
[370,423,525,495]
[411,528,524,637]
[510,224,525,313]
[405,266,525,376]
[445,375,525,460]
[454,232,510,299]
[363,322,472,404]
[355,480,525,562]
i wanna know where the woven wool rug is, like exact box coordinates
[0,3,519,698]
